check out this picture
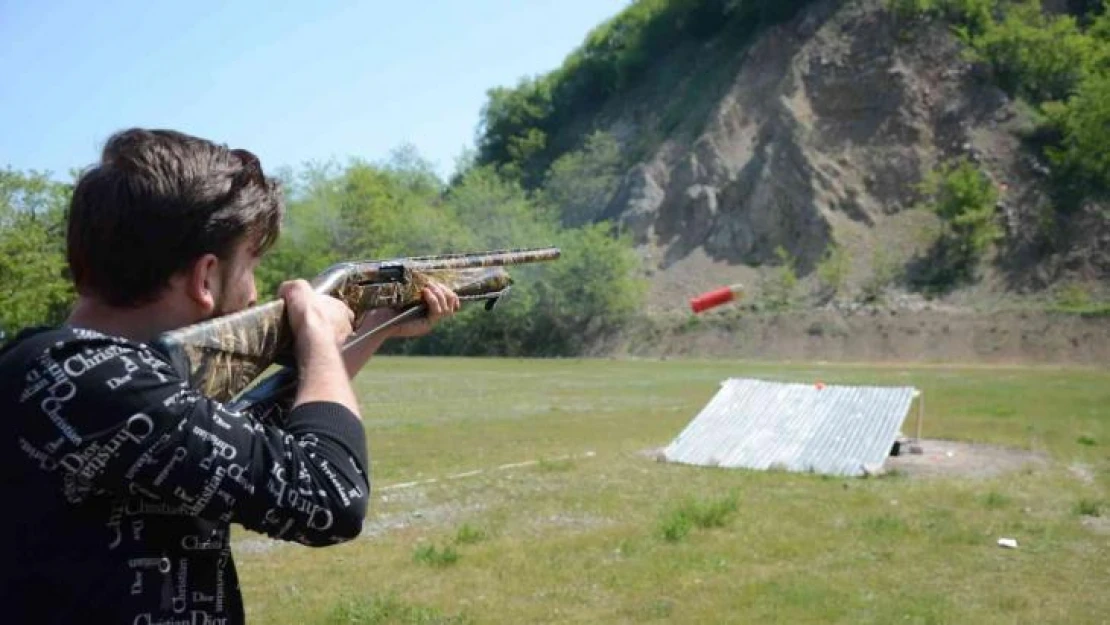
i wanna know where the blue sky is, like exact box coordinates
[0,0,630,181]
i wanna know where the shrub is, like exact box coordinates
[658,493,740,542]
[1044,73,1110,201]
[913,157,1001,289]
[412,543,460,567]
[815,244,852,302]
[760,246,800,312]
[967,1,1100,103]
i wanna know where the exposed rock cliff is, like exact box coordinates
[596,0,1107,312]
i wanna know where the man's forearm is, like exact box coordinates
[342,331,389,379]
[294,335,361,418]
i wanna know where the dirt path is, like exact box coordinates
[886,438,1049,479]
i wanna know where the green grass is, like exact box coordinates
[658,492,740,543]
[412,543,460,568]
[235,357,1110,624]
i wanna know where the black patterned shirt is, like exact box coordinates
[0,326,370,624]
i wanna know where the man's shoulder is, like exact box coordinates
[0,325,182,388]
[0,326,74,371]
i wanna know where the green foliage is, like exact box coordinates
[916,0,1110,206]
[0,168,74,338]
[658,507,693,542]
[540,131,624,227]
[373,157,647,357]
[522,223,648,355]
[980,491,1012,509]
[412,543,459,567]
[861,247,902,304]
[334,164,458,259]
[476,0,820,187]
[920,157,1001,255]
[477,80,554,187]
[860,514,910,536]
[247,146,644,359]
[815,244,852,302]
[759,246,799,312]
[965,1,1102,103]
[454,523,487,545]
[1074,498,1103,516]
[658,492,740,543]
[256,152,473,299]
[1043,72,1110,200]
[255,164,345,299]
[913,157,1001,290]
[1055,281,1095,309]
[442,165,558,250]
[1049,289,1110,316]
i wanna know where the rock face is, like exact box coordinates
[599,0,1103,304]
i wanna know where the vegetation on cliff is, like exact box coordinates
[895,0,1110,206]
[475,0,820,189]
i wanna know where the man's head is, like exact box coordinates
[66,128,283,319]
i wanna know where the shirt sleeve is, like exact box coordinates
[14,332,370,547]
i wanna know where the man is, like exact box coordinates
[0,128,459,624]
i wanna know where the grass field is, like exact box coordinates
[233,357,1110,624]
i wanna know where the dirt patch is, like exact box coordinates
[1069,463,1096,485]
[640,439,1050,480]
[521,513,617,537]
[594,308,1110,366]
[1080,516,1110,535]
[885,438,1049,479]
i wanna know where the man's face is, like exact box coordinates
[211,238,262,318]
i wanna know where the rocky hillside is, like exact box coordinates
[456,0,1110,363]
[571,0,1109,313]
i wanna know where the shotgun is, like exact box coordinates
[152,246,561,415]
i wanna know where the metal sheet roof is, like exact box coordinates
[662,378,918,477]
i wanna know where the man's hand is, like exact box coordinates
[358,281,461,339]
[279,280,355,350]
[278,279,360,415]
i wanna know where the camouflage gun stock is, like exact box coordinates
[152,246,561,406]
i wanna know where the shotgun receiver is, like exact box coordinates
[152,246,561,413]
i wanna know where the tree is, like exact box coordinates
[1044,72,1110,201]
[0,168,74,337]
[815,244,852,302]
[914,157,1001,289]
[967,1,1100,103]
[540,131,624,228]
[445,165,559,250]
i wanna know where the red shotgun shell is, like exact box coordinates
[690,284,744,313]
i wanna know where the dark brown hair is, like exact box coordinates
[66,128,283,306]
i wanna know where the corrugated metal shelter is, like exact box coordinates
[662,378,919,477]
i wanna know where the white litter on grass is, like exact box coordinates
[378,450,597,495]
[997,537,1019,549]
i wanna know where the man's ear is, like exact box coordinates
[184,253,223,315]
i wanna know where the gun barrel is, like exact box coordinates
[402,246,561,271]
